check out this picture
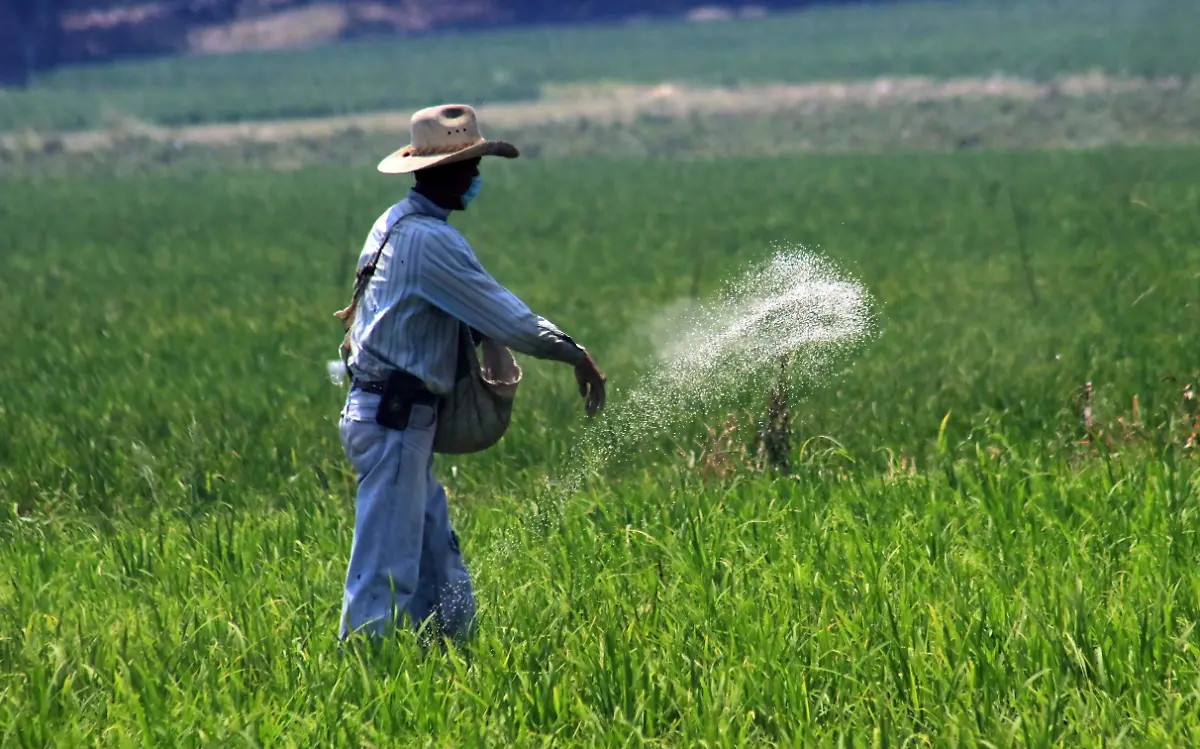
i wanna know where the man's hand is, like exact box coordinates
[574,351,606,417]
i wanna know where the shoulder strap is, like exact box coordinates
[334,211,424,363]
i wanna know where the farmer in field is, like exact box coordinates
[333,104,606,644]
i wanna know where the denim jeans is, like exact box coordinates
[338,387,476,643]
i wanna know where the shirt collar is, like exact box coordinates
[405,188,451,221]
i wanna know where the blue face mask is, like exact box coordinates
[460,175,483,208]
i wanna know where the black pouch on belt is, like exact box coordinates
[375,370,429,431]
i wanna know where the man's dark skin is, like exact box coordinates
[413,157,607,417]
[413,158,480,212]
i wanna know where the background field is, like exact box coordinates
[3,148,1200,745]
[4,0,1200,746]
[2,0,1199,131]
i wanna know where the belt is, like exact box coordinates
[352,373,440,403]
[351,378,387,395]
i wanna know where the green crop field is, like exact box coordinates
[3,0,1200,742]
[2,144,1200,745]
[1,0,1198,131]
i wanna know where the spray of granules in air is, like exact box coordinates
[557,242,879,494]
[477,242,878,563]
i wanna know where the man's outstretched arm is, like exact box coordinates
[416,230,606,414]
[417,230,587,365]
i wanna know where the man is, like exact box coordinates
[336,104,606,643]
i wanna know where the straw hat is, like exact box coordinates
[377,104,519,175]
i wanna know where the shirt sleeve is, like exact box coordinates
[415,227,587,365]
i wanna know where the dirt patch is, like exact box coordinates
[2,72,1189,155]
[186,1,500,54]
[51,0,502,68]
[187,5,349,54]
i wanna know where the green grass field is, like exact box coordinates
[2,145,1199,745]
[2,0,1198,131]
[4,0,1200,743]
[9,82,1200,180]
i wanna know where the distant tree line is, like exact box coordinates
[0,0,241,86]
[0,0,890,87]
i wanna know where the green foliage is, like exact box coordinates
[2,0,1198,131]
[2,147,1200,744]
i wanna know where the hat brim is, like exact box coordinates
[376,140,519,175]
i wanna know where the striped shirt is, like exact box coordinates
[344,189,587,394]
